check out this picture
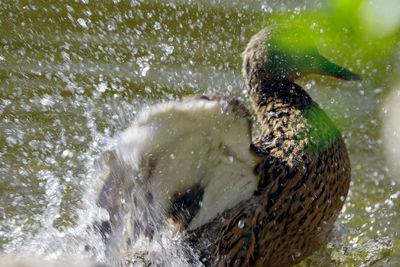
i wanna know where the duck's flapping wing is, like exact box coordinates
[98,94,259,232]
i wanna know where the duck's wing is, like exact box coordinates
[97,94,259,233]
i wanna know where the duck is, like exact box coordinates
[95,25,361,267]
[210,25,361,266]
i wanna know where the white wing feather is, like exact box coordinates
[99,97,258,230]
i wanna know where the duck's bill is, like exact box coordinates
[315,55,362,81]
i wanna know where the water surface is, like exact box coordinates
[1,0,399,265]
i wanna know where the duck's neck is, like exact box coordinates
[246,77,312,118]
[246,75,341,160]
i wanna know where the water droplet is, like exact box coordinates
[40,95,55,106]
[61,51,70,61]
[6,136,17,146]
[107,24,115,31]
[261,4,273,13]
[61,150,73,158]
[340,196,345,202]
[160,43,174,55]
[154,22,161,30]
[97,82,107,93]
[385,198,394,208]
[77,18,87,28]
[141,64,150,76]
[238,220,244,228]
[66,5,74,12]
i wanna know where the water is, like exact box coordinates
[1,0,400,266]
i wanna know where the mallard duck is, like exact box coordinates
[95,25,361,266]
[210,25,361,266]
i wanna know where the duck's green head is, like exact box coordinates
[242,25,362,87]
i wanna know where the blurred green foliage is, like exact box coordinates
[257,0,400,89]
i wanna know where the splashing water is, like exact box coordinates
[1,0,400,266]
